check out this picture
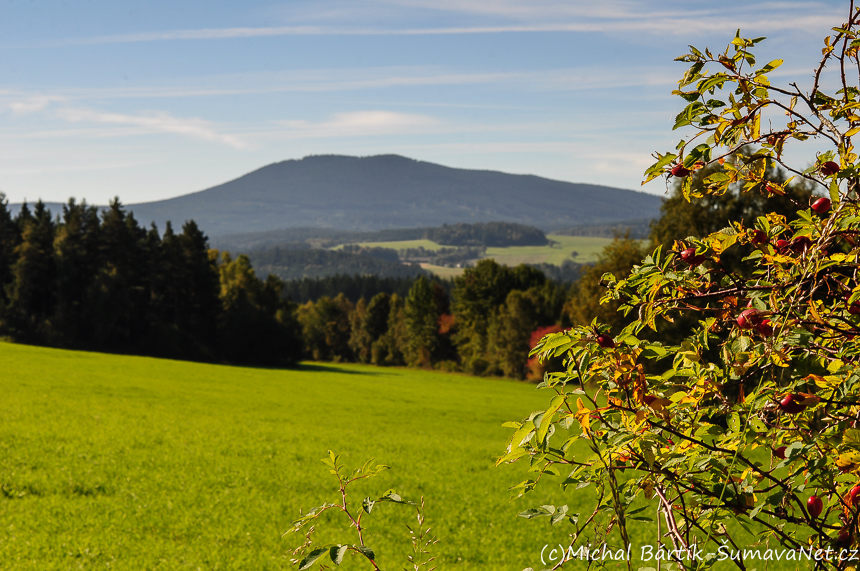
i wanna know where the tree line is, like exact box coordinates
[0,197,301,367]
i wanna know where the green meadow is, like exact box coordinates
[0,342,799,570]
[338,235,622,278]
[0,342,587,570]
[485,235,615,266]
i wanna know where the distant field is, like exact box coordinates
[486,234,614,266]
[0,343,777,570]
[418,262,464,278]
[332,239,446,251]
[339,235,619,277]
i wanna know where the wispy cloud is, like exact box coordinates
[8,95,66,114]
[3,66,676,105]
[54,108,249,149]
[36,0,839,47]
[278,110,440,138]
[56,19,835,45]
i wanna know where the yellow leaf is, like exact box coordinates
[847,125,860,137]
[809,301,825,325]
[574,398,591,436]
[771,350,790,367]
[838,450,860,472]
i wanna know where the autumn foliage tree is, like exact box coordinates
[503,6,860,569]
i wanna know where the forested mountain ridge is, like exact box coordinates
[11,155,661,237]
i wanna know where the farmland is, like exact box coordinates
[339,235,622,278]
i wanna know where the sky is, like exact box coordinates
[0,0,848,205]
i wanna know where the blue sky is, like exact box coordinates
[0,0,846,205]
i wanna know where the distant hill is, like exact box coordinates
[7,155,663,238]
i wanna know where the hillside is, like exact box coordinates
[102,155,660,237]
[7,156,661,238]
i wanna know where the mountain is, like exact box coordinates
[9,155,663,237]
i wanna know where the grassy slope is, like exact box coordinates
[0,343,791,570]
[0,342,586,570]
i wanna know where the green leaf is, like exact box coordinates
[680,61,705,87]
[844,428,860,450]
[362,497,375,514]
[830,180,841,204]
[355,545,375,562]
[377,490,417,506]
[330,545,348,566]
[519,506,554,519]
[643,152,677,184]
[536,394,566,445]
[728,413,741,433]
[550,505,570,525]
[538,334,575,357]
[750,501,766,519]
[299,547,330,571]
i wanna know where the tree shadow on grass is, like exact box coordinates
[297,363,394,376]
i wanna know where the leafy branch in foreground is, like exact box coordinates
[503,3,860,570]
[284,451,437,571]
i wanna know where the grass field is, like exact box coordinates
[0,342,796,570]
[486,235,614,266]
[0,342,586,570]
[339,235,619,278]
[418,263,464,278]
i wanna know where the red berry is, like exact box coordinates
[821,161,841,176]
[751,229,768,245]
[790,236,812,253]
[679,247,706,266]
[812,197,832,214]
[596,333,615,349]
[779,394,807,415]
[765,182,780,194]
[808,495,824,518]
[755,319,774,336]
[671,163,691,177]
[836,528,852,548]
[848,484,860,507]
[774,446,787,459]
[737,308,761,329]
[774,239,790,252]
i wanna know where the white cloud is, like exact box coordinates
[11,65,676,106]
[54,108,249,149]
[278,110,440,138]
[63,18,835,45]
[8,95,66,114]
[42,0,840,46]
